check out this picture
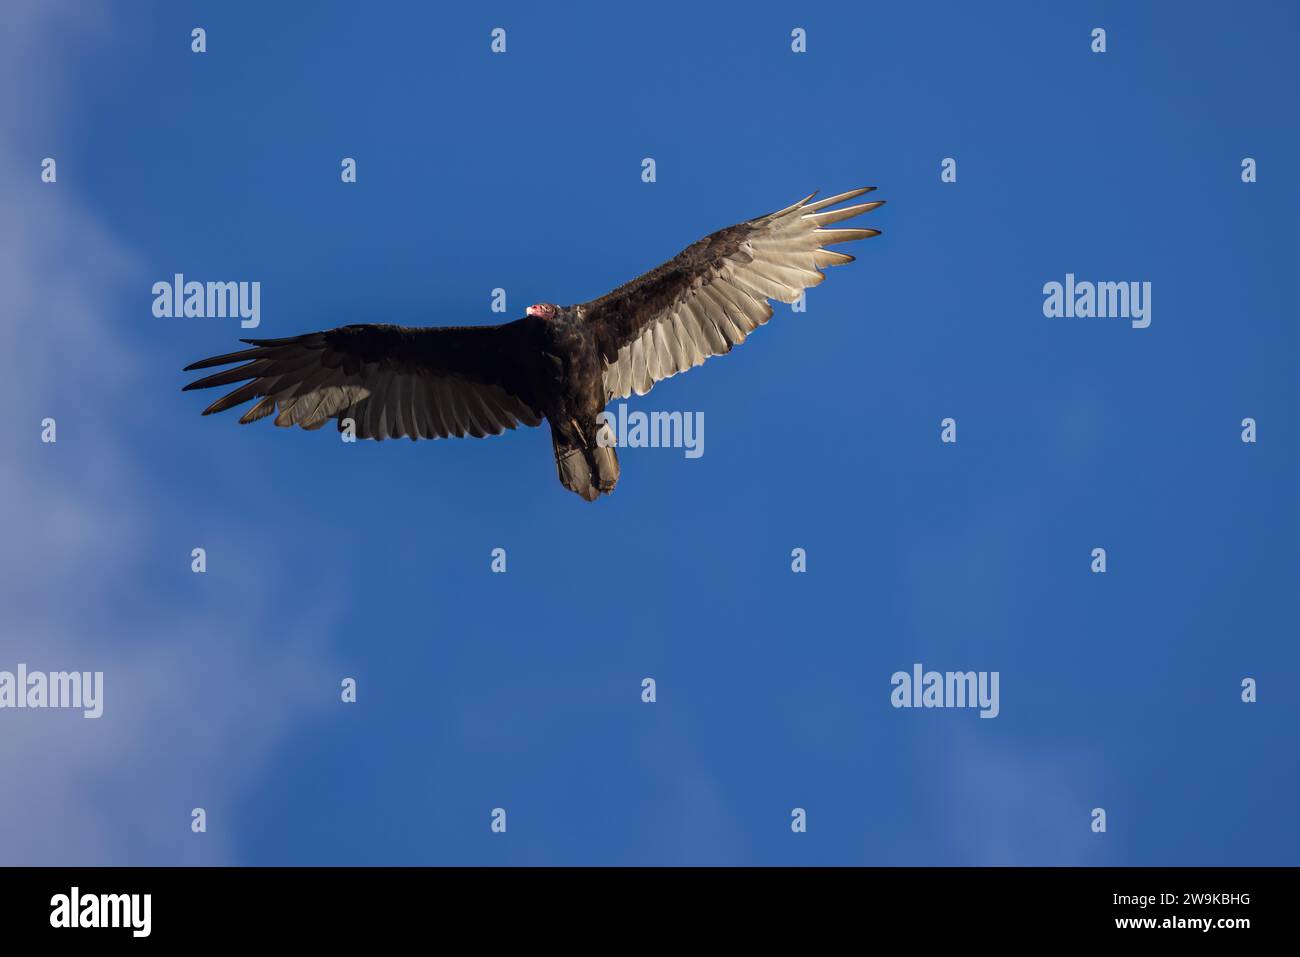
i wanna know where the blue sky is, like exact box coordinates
[1,0,1297,865]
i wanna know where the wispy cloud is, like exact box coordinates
[0,1,337,865]
[941,727,1101,865]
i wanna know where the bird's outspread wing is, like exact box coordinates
[579,188,883,400]
[183,322,542,440]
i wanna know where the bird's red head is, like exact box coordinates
[526,303,559,320]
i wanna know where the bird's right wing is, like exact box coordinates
[183,322,542,440]
[579,188,883,400]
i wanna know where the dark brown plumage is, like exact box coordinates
[182,187,883,501]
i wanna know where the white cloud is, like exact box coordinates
[0,1,337,864]
[942,727,1099,865]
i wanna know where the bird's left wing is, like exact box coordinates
[183,322,542,440]
[579,188,883,400]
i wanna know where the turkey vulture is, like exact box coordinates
[183,187,883,501]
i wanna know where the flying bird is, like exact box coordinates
[183,188,883,501]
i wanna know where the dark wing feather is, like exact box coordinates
[580,188,883,399]
[183,322,543,440]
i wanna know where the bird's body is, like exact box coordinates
[183,187,884,501]
[530,308,618,499]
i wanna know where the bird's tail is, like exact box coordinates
[552,422,619,502]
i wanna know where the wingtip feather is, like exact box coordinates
[803,187,877,212]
